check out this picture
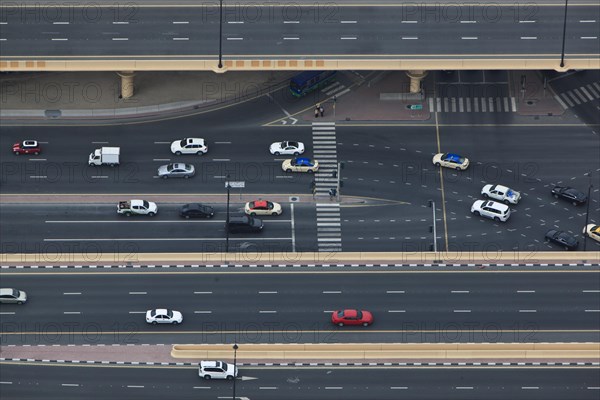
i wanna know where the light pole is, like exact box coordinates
[560,0,569,68]
[232,343,238,399]
[218,0,224,69]
[225,174,231,252]
[583,172,593,251]
[428,200,438,253]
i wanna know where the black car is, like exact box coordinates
[227,215,263,233]
[551,186,587,205]
[545,229,579,251]
[180,203,214,219]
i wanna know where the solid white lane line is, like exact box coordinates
[194,291,213,294]
[63,312,81,314]
[456,386,474,389]
[259,311,277,313]
[173,38,189,41]
[340,36,357,40]
[129,292,147,295]
[283,37,299,40]
[388,310,406,313]
[451,290,469,294]
[62,383,79,387]
[193,386,211,389]
[519,310,537,313]
[28,159,47,161]
[128,311,146,314]
[461,37,478,40]
[127,385,144,388]
[391,386,408,389]
[386,290,405,294]
[259,291,278,294]
[112,38,128,41]
[194,311,212,314]
[53,22,70,24]
[517,290,536,293]
[45,237,293,241]
[581,36,598,39]
[63,292,81,295]
[0,312,15,315]
[173,21,189,24]
[325,387,343,389]
[585,310,600,312]
[453,310,471,313]
[323,291,341,294]
[260,386,278,389]
[51,38,68,41]
[522,387,539,390]
[0,382,12,384]
[340,20,357,24]
[521,36,537,39]
[582,290,600,293]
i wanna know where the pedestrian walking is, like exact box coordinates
[328,188,337,200]
[315,104,320,118]
[319,105,324,117]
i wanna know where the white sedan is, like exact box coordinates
[583,224,600,243]
[481,184,521,204]
[171,138,208,155]
[244,200,282,216]
[269,141,305,156]
[146,309,183,325]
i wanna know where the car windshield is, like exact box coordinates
[166,310,173,318]
[289,141,298,147]
[167,164,174,172]
[337,311,344,318]
[143,200,150,208]
[12,289,19,297]
[356,311,363,319]
[179,139,187,147]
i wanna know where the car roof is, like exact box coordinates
[201,360,220,367]
[0,288,14,295]
[343,309,358,317]
[186,138,204,144]
[485,201,509,210]
[493,184,509,191]
[445,153,463,161]
[154,308,168,314]
[252,200,268,208]
[295,157,311,164]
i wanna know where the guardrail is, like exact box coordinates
[171,343,600,361]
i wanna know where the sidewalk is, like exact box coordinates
[300,71,431,122]
[0,71,295,120]
[510,70,565,116]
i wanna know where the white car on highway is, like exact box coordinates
[481,184,521,205]
[471,200,511,222]
[583,224,600,243]
[171,138,208,155]
[269,141,305,156]
[145,309,183,325]
[199,360,238,380]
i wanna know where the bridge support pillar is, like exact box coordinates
[117,71,136,99]
[406,70,428,93]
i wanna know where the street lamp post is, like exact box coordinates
[583,172,593,251]
[218,0,224,69]
[428,200,438,253]
[560,0,569,68]
[225,175,231,252]
[232,343,238,399]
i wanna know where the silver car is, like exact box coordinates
[157,163,195,179]
[0,288,27,304]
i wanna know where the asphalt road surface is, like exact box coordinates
[1,271,598,345]
[1,4,599,59]
[1,364,599,400]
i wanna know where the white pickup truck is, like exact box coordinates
[481,184,521,205]
[117,200,158,216]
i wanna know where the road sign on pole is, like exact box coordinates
[226,181,245,188]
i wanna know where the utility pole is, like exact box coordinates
[232,343,238,399]
[583,172,593,251]
[218,0,224,69]
[225,175,231,252]
[560,0,569,68]
[429,200,438,253]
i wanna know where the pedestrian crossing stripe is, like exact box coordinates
[556,82,600,109]
[320,81,350,98]
[428,96,517,112]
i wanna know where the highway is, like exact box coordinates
[0,3,599,59]
[1,271,598,344]
[1,363,599,400]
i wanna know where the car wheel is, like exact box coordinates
[184,175,189,179]
[250,212,256,216]
[293,152,299,156]
[197,151,203,156]
[338,322,344,327]
[173,321,179,325]
[185,215,190,219]
[363,322,369,327]
[272,212,278,216]
[572,201,578,206]
[494,217,500,222]
[17,301,23,305]
[175,151,182,155]
[34,151,39,155]
[473,211,480,216]
[226,376,234,380]
[553,194,559,199]
[152,321,157,325]
[456,166,461,171]
[125,212,132,217]
[434,162,440,167]
[148,212,156,217]
[483,193,489,198]
[14,152,19,155]
[204,375,211,380]
[162,175,168,179]
[503,199,509,205]
[286,169,292,173]
[275,151,280,155]
[565,246,570,251]
[308,170,314,174]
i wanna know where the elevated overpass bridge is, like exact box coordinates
[1,1,599,95]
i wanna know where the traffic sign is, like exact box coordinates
[226,181,245,188]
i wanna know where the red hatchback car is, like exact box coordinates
[13,140,41,155]
[331,309,374,327]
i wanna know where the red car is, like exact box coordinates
[13,140,41,155]
[331,309,373,327]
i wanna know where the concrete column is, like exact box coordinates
[116,71,136,99]
[406,70,428,94]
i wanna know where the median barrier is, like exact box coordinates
[2,251,599,266]
[171,343,600,361]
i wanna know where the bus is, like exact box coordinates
[289,71,337,97]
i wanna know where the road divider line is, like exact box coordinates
[391,386,408,389]
[456,387,473,389]
[451,290,469,293]
[519,310,537,313]
[128,311,146,314]
[63,292,81,295]
[194,311,212,314]
[129,292,147,295]
[259,311,277,313]
[194,291,212,294]
[127,385,144,388]
[323,291,341,294]
[453,310,471,313]
[260,386,277,389]
[62,383,79,387]
[63,312,81,315]
[517,290,536,293]
[259,291,278,294]
[388,310,406,313]
[583,290,600,293]
[0,312,15,315]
